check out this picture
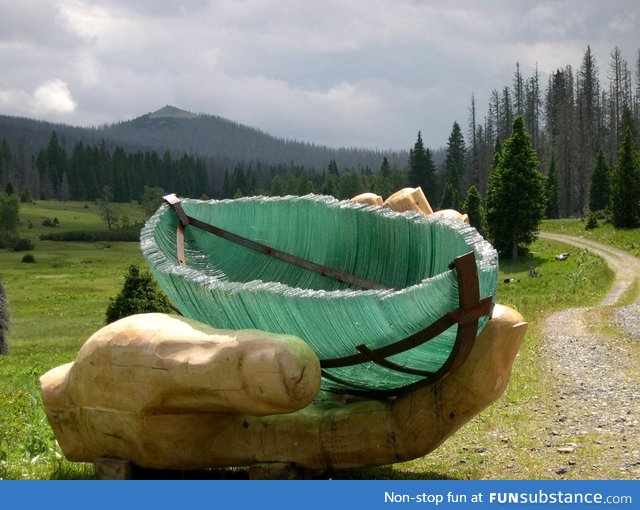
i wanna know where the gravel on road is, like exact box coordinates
[538,233,640,479]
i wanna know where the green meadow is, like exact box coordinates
[540,218,640,259]
[0,203,628,479]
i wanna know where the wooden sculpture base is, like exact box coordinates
[40,306,526,479]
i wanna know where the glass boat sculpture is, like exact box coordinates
[141,194,499,396]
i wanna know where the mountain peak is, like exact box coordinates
[148,105,198,120]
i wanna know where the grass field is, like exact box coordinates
[1,201,146,479]
[0,202,626,479]
[541,218,640,259]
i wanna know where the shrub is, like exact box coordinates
[12,238,34,252]
[105,265,174,324]
[585,211,598,230]
[21,253,36,263]
[40,224,143,242]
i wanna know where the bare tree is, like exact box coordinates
[577,46,601,211]
[98,185,116,231]
[513,62,525,117]
[467,93,480,190]
[0,277,9,355]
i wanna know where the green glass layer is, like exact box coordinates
[141,194,499,394]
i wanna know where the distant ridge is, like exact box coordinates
[0,106,413,172]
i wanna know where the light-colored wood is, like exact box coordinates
[40,314,321,464]
[431,208,470,224]
[383,187,434,215]
[350,192,383,207]
[40,306,526,472]
[41,188,524,473]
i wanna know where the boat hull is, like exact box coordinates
[141,194,498,394]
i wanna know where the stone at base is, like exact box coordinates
[94,457,133,480]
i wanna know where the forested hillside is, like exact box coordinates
[33,133,210,203]
[0,45,638,214]
[0,105,409,203]
[102,106,408,171]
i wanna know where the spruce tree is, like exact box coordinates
[222,170,231,198]
[284,173,297,195]
[42,131,69,198]
[20,184,31,204]
[372,157,393,198]
[610,127,640,227]
[487,117,546,258]
[0,192,19,247]
[545,153,560,219]
[141,186,166,216]
[327,160,339,177]
[443,121,466,196]
[338,170,364,199]
[106,265,174,324]
[439,182,460,210]
[492,138,502,170]
[407,132,438,204]
[462,185,487,236]
[321,172,338,197]
[270,175,284,196]
[588,149,610,212]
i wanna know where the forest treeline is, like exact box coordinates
[0,106,410,200]
[464,46,640,218]
[0,134,211,203]
[0,131,415,204]
[0,46,638,217]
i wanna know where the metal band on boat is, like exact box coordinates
[164,194,391,291]
[320,252,493,396]
[162,193,494,396]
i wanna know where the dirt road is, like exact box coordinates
[537,232,640,478]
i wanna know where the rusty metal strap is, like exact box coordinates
[320,252,494,396]
[163,194,391,291]
[321,252,492,367]
[164,193,190,226]
[175,223,186,266]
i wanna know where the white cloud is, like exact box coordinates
[0,87,31,112]
[0,79,76,117]
[58,0,127,42]
[31,79,77,114]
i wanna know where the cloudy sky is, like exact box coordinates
[1,1,638,150]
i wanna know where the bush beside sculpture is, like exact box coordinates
[105,265,173,324]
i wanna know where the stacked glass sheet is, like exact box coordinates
[141,194,499,395]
